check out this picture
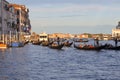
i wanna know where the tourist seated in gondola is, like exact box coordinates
[88,45,94,49]
[79,44,84,48]
[51,43,58,47]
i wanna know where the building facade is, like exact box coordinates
[9,4,31,34]
[0,0,31,43]
[0,0,9,43]
[112,22,120,38]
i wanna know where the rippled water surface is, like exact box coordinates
[0,43,120,80]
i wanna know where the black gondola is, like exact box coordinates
[41,41,53,46]
[74,44,104,50]
[74,38,88,42]
[32,41,41,45]
[24,41,29,45]
[64,41,73,47]
[103,44,120,50]
[49,43,64,49]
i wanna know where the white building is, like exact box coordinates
[39,32,48,42]
[112,22,120,38]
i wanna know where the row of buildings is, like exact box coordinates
[0,0,31,43]
[31,21,120,41]
[48,33,112,40]
[30,32,112,42]
[47,22,120,40]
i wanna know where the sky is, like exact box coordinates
[7,0,120,34]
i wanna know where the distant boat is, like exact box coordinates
[103,44,120,50]
[10,42,24,47]
[0,42,7,49]
[41,41,53,46]
[32,41,41,45]
[74,44,103,50]
[24,41,29,45]
[9,31,24,47]
[49,43,64,49]
[63,41,73,47]
[74,38,88,42]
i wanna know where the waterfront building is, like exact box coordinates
[92,34,103,40]
[79,34,89,38]
[112,22,120,38]
[0,0,10,43]
[9,4,31,41]
[49,33,73,39]
[7,4,17,42]
[0,0,31,47]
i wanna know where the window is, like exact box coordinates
[4,4,9,11]
[17,10,20,15]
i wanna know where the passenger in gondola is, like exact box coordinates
[57,37,60,45]
[114,37,118,47]
[66,40,69,44]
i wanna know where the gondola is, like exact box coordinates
[104,46,120,50]
[41,41,53,46]
[9,42,24,47]
[74,38,88,42]
[32,41,41,45]
[24,41,29,45]
[49,43,64,49]
[103,44,120,50]
[64,41,73,47]
[74,44,103,50]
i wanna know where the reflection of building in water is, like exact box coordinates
[112,22,120,38]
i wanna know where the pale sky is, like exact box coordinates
[7,0,120,34]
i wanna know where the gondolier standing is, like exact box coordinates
[114,37,118,47]
[57,37,60,45]
[95,37,99,47]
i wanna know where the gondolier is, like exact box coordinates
[114,37,118,47]
[95,37,99,47]
[57,37,60,45]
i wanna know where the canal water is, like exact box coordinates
[0,43,120,80]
